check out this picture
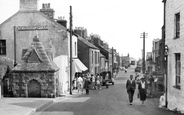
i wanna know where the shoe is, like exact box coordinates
[130,103,132,105]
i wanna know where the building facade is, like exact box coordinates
[77,36,100,75]
[165,0,184,113]
[0,0,73,96]
[90,35,111,73]
[152,38,161,72]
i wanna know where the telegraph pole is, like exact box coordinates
[112,47,114,77]
[69,6,73,95]
[140,32,148,74]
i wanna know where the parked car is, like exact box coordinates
[135,66,141,72]
[100,71,114,86]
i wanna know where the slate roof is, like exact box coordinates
[78,36,99,49]
[12,36,59,72]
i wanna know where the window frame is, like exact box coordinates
[174,12,180,39]
[174,53,181,89]
[0,40,6,55]
[74,42,76,56]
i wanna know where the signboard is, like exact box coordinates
[17,26,48,31]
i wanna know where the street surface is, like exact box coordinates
[34,66,181,115]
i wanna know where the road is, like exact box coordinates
[34,66,181,115]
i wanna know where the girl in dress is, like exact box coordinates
[138,77,148,105]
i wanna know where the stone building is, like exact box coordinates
[0,0,69,95]
[11,36,59,97]
[165,0,184,113]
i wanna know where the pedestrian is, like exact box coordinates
[73,77,77,90]
[105,72,109,88]
[91,74,96,89]
[138,76,148,105]
[96,73,101,89]
[126,75,136,105]
[159,93,165,108]
[83,75,91,94]
[125,68,127,73]
[77,74,84,94]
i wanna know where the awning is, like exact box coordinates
[73,58,88,72]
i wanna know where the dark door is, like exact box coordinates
[28,79,41,97]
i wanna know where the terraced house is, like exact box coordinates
[165,0,184,113]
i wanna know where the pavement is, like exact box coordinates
[0,90,80,115]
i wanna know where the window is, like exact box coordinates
[0,40,6,55]
[175,13,180,38]
[92,51,93,64]
[95,51,97,64]
[175,53,181,89]
[74,42,76,56]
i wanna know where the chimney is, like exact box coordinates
[20,0,38,11]
[40,3,55,19]
[57,16,67,28]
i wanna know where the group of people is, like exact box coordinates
[126,74,148,105]
[72,73,102,95]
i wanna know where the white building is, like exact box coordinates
[165,0,184,113]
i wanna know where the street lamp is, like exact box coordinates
[165,45,169,56]
[164,45,168,108]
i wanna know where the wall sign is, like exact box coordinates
[17,26,48,31]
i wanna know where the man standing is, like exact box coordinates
[126,75,136,105]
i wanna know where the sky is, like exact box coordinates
[0,0,163,60]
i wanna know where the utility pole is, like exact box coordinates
[13,26,17,67]
[69,6,73,95]
[112,47,114,77]
[140,32,148,74]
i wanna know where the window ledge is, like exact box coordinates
[173,37,180,39]
[173,85,181,89]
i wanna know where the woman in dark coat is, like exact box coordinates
[83,76,91,94]
[138,77,148,104]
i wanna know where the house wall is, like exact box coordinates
[89,48,100,75]
[0,11,67,63]
[0,11,70,96]
[165,0,184,112]
[53,55,69,95]
[109,53,112,73]
[100,57,106,72]
[78,40,89,71]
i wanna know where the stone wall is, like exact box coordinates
[11,72,58,98]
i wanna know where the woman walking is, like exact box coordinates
[138,77,148,105]
[83,76,91,94]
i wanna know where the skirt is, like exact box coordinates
[139,88,147,101]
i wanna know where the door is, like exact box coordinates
[28,79,41,97]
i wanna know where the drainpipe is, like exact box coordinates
[112,47,114,77]
[13,26,17,67]
[162,0,168,108]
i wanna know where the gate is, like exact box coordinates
[28,79,41,97]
